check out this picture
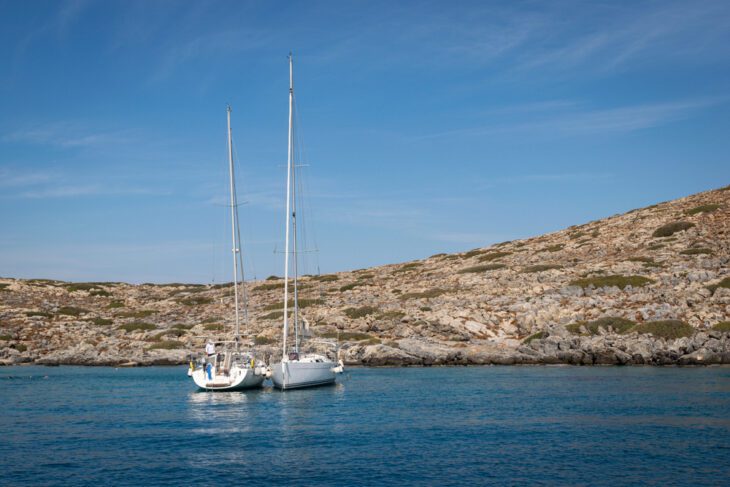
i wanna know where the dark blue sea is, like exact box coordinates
[1,366,729,486]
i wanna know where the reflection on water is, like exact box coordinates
[1,366,728,486]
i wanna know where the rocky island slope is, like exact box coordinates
[1,186,729,366]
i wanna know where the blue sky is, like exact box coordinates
[1,0,729,283]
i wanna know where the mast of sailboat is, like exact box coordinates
[226,105,241,351]
[282,53,294,360]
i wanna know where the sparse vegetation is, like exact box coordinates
[259,311,285,320]
[378,310,405,321]
[58,306,88,316]
[203,323,224,330]
[0,335,12,340]
[569,275,654,290]
[14,344,27,353]
[399,288,447,300]
[628,256,654,263]
[632,320,694,339]
[262,298,321,311]
[339,283,361,292]
[254,335,275,345]
[320,331,374,341]
[680,248,713,255]
[178,296,212,306]
[419,306,432,312]
[393,262,423,273]
[116,310,155,318]
[25,311,53,318]
[712,322,730,332]
[119,322,156,332]
[544,244,564,252]
[312,274,338,282]
[148,340,184,350]
[462,249,487,258]
[707,277,730,294]
[477,251,511,262]
[523,331,547,343]
[685,204,720,215]
[566,317,636,335]
[90,317,113,326]
[0,283,10,291]
[89,289,111,297]
[521,264,562,274]
[266,275,281,281]
[253,282,284,292]
[652,221,694,237]
[344,306,378,319]
[647,243,664,250]
[458,264,506,274]
[108,301,125,308]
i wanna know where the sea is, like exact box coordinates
[1,365,729,486]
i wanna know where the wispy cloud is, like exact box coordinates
[0,168,54,188]
[416,96,728,140]
[2,122,132,149]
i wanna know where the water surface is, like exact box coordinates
[1,366,729,485]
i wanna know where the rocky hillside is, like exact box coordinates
[1,185,729,366]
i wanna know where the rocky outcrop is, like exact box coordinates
[0,185,728,366]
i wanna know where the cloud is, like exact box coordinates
[18,185,168,199]
[416,96,728,140]
[2,122,131,149]
[0,168,54,188]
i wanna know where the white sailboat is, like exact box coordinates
[271,53,344,390]
[189,106,270,391]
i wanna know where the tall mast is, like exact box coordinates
[227,105,241,349]
[282,53,294,360]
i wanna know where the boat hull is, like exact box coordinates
[192,366,264,391]
[271,360,336,390]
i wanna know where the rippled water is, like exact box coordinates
[1,366,729,486]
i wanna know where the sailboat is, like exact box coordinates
[189,105,270,391]
[271,53,344,390]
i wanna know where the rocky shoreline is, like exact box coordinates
[1,186,728,367]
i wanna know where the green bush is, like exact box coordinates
[523,331,547,343]
[90,317,113,326]
[521,264,562,274]
[312,274,339,282]
[712,321,730,332]
[679,248,713,255]
[108,301,125,308]
[148,340,184,350]
[0,283,10,291]
[90,289,111,297]
[462,249,487,258]
[253,282,284,292]
[685,204,720,215]
[477,251,511,262]
[201,317,219,323]
[646,243,664,250]
[399,288,447,300]
[569,275,654,290]
[339,283,361,292]
[544,244,564,252]
[458,264,506,274]
[320,331,373,341]
[266,275,281,281]
[119,322,156,332]
[263,298,321,311]
[566,317,636,335]
[419,306,432,312]
[429,253,446,259]
[63,283,98,292]
[254,335,276,345]
[203,323,223,330]
[707,277,730,294]
[652,221,694,237]
[0,335,12,340]
[58,306,88,316]
[632,320,694,339]
[344,306,378,319]
[14,344,27,353]
[116,309,154,318]
[378,310,405,320]
[628,256,654,263]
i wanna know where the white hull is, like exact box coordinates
[192,365,264,391]
[271,360,337,390]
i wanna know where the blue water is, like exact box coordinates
[1,366,729,486]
